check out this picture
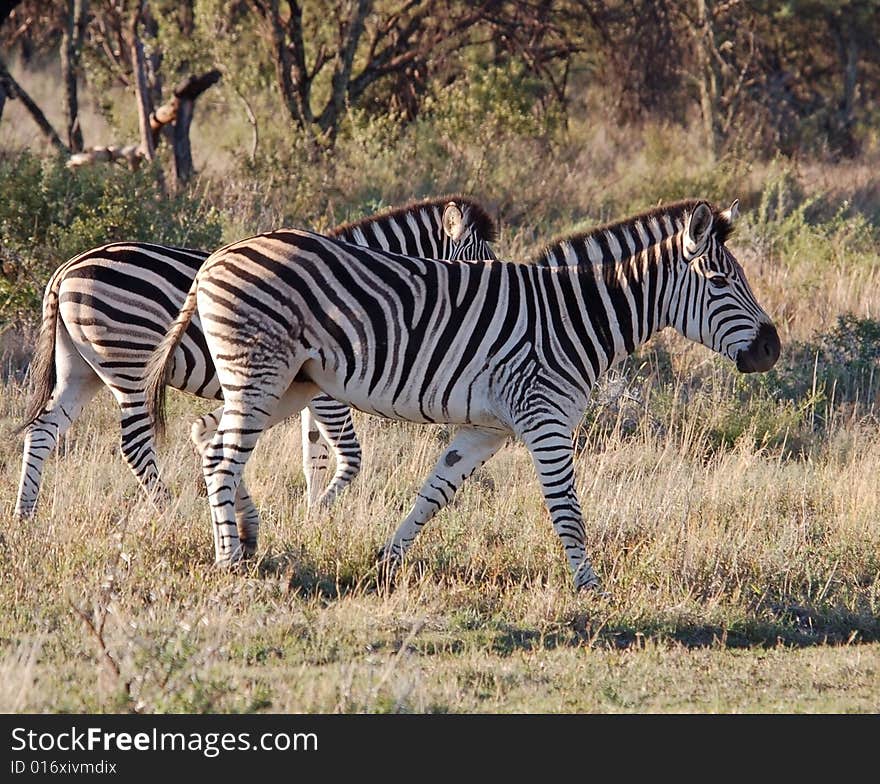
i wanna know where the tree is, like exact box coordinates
[0,57,69,152]
[248,1,494,144]
[61,0,89,152]
[0,0,68,151]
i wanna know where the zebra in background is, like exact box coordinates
[145,198,780,590]
[15,196,498,531]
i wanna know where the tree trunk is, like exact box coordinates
[837,30,859,157]
[172,98,195,185]
[259,0,312,133]
[178,1,195,36]
[128,6,156,161]
[171,70,221,185]
[67,144,142,170]
[0,57,68,154]
[60,0,89,152]
[319,0,371,139]
[695,0,719,159]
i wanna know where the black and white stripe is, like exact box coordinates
[145,199,780,590]
[15,196,497,526]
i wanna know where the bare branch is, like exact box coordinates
[0,56,68,154]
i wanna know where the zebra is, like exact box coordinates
[145,199,780,591]
[14,196,498,527]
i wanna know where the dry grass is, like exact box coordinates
[1,363,878,713]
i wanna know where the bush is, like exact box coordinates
[0,151,222,322]
[743,162,880,272]
[575,344,811,457]
[767,314,880,412]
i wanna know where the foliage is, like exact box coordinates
[422,62,560,141]
[0,151,221,321]
[5,1,880,157]
[768,314,880,410]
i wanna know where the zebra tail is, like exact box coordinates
[17,270,65,434]
[144,276,200,440]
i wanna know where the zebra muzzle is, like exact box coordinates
[736,322,781,373]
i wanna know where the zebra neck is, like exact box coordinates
[538,240,679,380]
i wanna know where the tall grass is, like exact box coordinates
[0,360,878,712]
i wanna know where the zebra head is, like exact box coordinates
[671,200,780,373]
[443,201,498,261]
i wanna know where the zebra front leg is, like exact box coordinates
[300,406,331,507]
[518,422,600,592]
[191,405,259,557]
[378,426,506,580]
[307,395,362,508]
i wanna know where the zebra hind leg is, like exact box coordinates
[191,405,259,557]
[307,395,362,509]
[377,426,506,588]
[113,390,171,510]
[14,347,103,519]
[300,406,331,508]
[518,420,600,592]
[203,379,318,567]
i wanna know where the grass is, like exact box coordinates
[1,365,878,713]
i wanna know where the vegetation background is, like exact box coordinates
[0,0,878,712]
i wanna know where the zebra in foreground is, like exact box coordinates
[146,199,780,591]
[15,196,497,525]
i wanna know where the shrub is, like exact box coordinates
[0,151,222,322]
[767,314,880,412]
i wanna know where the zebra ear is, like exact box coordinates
[721,199,740,224]
[685,202,714,258]
[442,203,465,241]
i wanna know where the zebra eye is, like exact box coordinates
[708,274,730,289]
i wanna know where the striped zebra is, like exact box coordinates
[145,199,780,590]
[15,196,497,525]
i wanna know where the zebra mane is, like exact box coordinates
[330,194,498,243]
[532,199,735,266]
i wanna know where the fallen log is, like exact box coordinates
[66,144,143,170]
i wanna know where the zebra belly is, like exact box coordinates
[302,360,504,429]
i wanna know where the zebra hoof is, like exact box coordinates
[576,578,607,596]
[13,501,37,521]
[150,491,172,511]
[313,491,337,509]
[574,562,602,593]
[375,547,401,591]
[214,548,247,572]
